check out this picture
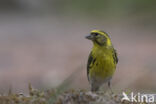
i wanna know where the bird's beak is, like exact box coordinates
[85,34,94,40]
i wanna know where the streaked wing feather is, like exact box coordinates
[113,49,118,64]
[87,52,94,81]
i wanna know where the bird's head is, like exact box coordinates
[86,30,112,47]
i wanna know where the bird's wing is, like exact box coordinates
[113,49,118,64]
[87,52,96,81]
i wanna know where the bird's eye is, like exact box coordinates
[93,33,98,36]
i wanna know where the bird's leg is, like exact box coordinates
[91,85,99,92]
[108,81,113,94]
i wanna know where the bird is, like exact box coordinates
[86,30,118,92]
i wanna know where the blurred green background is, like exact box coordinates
[0,0,156,94]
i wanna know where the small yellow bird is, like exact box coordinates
[86,30,118,92]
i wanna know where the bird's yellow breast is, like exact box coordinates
[89,46,116,79]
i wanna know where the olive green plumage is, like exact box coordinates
[86,30,118,92]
